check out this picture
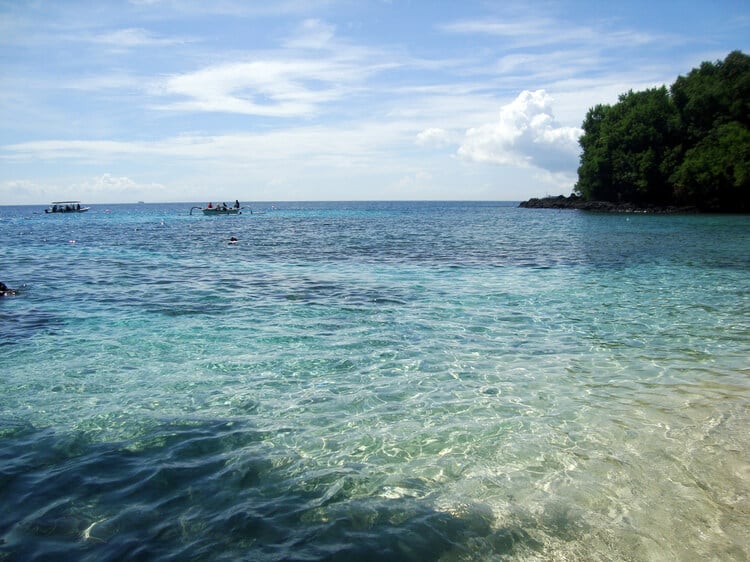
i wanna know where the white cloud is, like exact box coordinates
[440,18,550,39]
[0,174,168,204]
[2,139,148,161]
[90,27,186,48]
[457,90,582,174]
[63,73,144,92]
[1,179,44,202]
[416,127,453,147]
[394,169,433,188]
[156,58,368,117]
[532,169,579,194]
[440,16,664,51]
[1,122,412,167]
[284,19,335,49]
[127,0,336,18]
[83,173,158,193]
[73,173,169,203]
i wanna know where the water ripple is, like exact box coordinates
[1,203,748,560]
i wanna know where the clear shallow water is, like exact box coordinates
[1,201,748,561]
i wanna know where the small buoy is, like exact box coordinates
[69,239,76,244]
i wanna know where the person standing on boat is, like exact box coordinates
[234,200,240,209]
[207,202,213,208]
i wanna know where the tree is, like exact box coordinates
[575,104,613,201]
[671,50,750,141]
[669,50,750,210]
[575,51,750,211]
[671,121,750,211]
[575,87,677,204]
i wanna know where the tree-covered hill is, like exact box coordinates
[575,51,750,212]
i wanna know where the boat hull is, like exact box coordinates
[202,208,241,215]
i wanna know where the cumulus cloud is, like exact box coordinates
[74,174,170,202]
[415,127,453,147]
[85,173,145,192]
[457,90,582,173]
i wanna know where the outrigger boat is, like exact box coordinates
[45,201,89,213]
[189,201,264,215]
[190,205,242,216]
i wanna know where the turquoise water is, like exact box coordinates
[1,201,748,561]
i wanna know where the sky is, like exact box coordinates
[1,1,748,204]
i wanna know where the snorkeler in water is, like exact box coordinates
[0,281,17,296]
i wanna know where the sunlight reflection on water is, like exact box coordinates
[1,202,748,560]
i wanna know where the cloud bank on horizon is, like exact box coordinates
[1,0,748,204]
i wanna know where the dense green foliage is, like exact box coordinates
[575,51,750,211]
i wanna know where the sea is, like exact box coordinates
[0,201,748,561]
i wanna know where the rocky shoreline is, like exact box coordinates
[519,194,699,214]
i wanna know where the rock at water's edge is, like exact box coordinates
[519,195,698,214]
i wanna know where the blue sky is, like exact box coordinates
[1,0,748,204]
